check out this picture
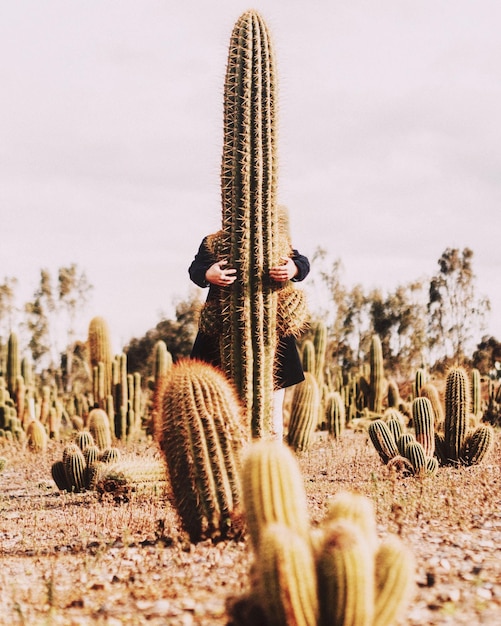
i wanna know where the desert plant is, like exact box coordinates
[287,372,320,451]
[158,359,247,542]
[240,439,310,552]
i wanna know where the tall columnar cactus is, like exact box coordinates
[218,10,280,437]
[470,368,482,418]
[435,366,494,467]
[313,320,327,386]
[6,332,20,401]
[158,359,248,542]
[153,340,172,385]
[88,316,113,402]
[369,335,384,413]
[414,368,428,398]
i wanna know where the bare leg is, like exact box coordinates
[272,387,286,441]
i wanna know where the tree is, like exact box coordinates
[0,276,19,339]
[24,265,92,372]
[427,248,490,363]
[369,280,428,378]
[472,335,501,375]
[124,291,201,379]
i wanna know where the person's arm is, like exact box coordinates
[269,249,310,283]
[189,237,236,287]
[290,249,310,282]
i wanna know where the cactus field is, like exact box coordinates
[0,424,499,625]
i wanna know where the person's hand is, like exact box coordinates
[205,260,237,287]
[269,257,298,282]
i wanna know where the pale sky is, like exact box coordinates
[1,0,500,353]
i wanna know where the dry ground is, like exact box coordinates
[0,428,500,626]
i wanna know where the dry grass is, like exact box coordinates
[0,428,500,626]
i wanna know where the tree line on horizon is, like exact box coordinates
[0,247,499,384]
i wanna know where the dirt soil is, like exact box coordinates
[0,429,500,626]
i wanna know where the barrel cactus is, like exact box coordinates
[158,359,248,542]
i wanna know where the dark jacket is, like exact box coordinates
[189,237,310,388]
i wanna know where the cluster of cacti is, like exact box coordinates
[87,317,146,442]
[157,359,248,542]
[293,321,346,444]
[369,366,494,473]
[51,428,121,493]
[434,366,494,466]
[228,440,415,626]
[0,456,6,473]
[368,409,438,477]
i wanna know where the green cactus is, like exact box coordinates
[301,340,316,374]
[6,332,20,401]
[62,443,87,492]
[368,419,399,464]
[217,9,283,437]
[75,430,95,451]
[287,372,320,452]
[470,368,482,418]
[414,367,428,398]
[241,439,310,552]
[26,419,48,452]
[396,432,415,457]
[374,535,416,626]
[404,441,427,475]
[369,335,384,413]
[313,320,327,386]
[88,316,113,402]
[317,521,375,626]
[99,447,121,464]
[411,397,435,457]
[158,359,247,542]
[51,460,69,491]
[0,457,7,473]
[324,490,378,554]
[254,523,318,626]
[464,424,494,465]
[444,367,470,463]
[386,380,401,409]
[95,457,167,500]
[325,391,346,440]
[385,414,403,444]
[419,382,444,427]
[88,407,112,450]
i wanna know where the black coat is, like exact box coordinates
[188,237,310,389]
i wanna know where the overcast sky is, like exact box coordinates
[1,0,500,352]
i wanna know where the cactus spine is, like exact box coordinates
[218,10,279,437]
